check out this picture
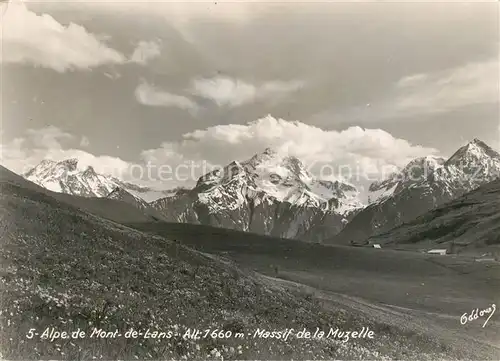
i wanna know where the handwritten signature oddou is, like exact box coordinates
[460,304,496,328]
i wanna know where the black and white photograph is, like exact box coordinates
[1,0,499,359]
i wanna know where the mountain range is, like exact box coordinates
[1,164,165,224]
[151,148,363,241]
[325,139,500,245]
[15,138,500,246]
[24,158,171,202]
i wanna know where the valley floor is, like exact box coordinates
[132,222,500,360]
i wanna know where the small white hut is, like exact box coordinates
[427,249,447,255]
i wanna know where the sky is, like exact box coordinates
[1,0,499,193]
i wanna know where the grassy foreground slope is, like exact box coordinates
[0,176,461,360]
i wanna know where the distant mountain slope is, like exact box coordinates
[1,165,165,223]
[152,148,363,241]
[106,186,151,210]
[368,156,446,204]
[24,158,118,197]
[325,139,500,245]
[0,166,450,360]
[366,178,500,252]
[24,158,170,201]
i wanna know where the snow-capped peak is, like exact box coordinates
[194,148,363,215]
[24,158,117,197]
[246,149,312,180]
[445,138,500,167]
[24,158,81,179]
[23,158,171,201]
[82,165,97,175]
[368,155,446,204]
[369,139,500,205]
[263,147,278,156]
[432,139,500,189]
[59,158,79,172]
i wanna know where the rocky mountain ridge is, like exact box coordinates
[325,139,500,244]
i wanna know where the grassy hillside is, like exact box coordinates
[128,222,459,277]
[0,175,465,360]
[129,221,500,310]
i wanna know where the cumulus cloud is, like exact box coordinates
[0,118,439,194]
[26,126,74,150]
[130,40,161,65]
[2,3,127,72]
[190,77,303,107]
[80,136,90,148]
[2,3,163,72]
[0,137,27,163]
[141,115,438,185]
[0,126,136,180]
[134,77,302,113]
[135,81,198,112]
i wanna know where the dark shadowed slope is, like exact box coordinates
[0,170,465,360]
[106,186,158,212]
[365,179,500,252]
[0,165,166,223]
